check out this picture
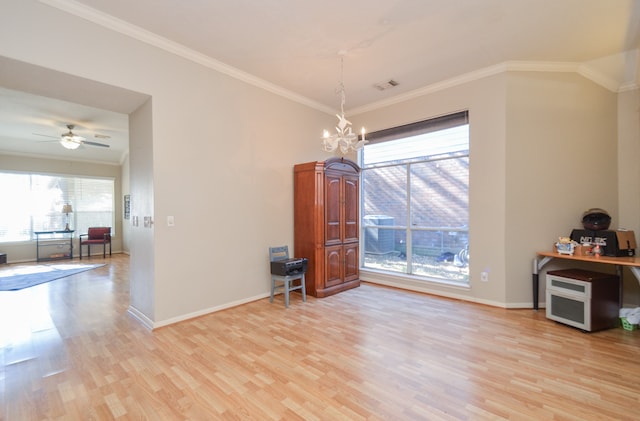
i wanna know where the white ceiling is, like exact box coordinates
[1,0,639,164]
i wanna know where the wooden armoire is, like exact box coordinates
[294,158,360,297]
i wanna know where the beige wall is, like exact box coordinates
[505,72,619,305]
[352,73,510,306]
[1,1,637,324]
[617,88,640,306]
[0,0,336,326]
[356,72,639,308]
[0,154,123,262]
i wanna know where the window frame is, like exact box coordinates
[359,111,469,284]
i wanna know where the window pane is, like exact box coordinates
[73,178,114,234]
[0,172,114,242]
[31,175,67,232]
[411,230,469,282]
[363,229,407,274]
[410,158,469,228]
[362,166,406,226]
[0,174,32,241]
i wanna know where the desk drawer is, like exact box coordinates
[547,275,591,299]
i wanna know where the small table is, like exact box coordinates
[533,251,640,310]
[34,230,75,262]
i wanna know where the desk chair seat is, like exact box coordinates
[269,245,306,308]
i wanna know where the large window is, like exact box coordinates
[0,172,114,242]
[360,111,469,284]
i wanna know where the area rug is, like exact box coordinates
[0,263,105,291]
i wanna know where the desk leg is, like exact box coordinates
[616,265,623,307]
[629,267,640,287]
[532,256,553,311]
[532,258,540,310]
[532,272,539,310]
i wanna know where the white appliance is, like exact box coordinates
[546,269,619,332]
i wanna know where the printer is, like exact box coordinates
[270,257,308,276]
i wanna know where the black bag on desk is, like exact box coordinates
[570,229,636,257]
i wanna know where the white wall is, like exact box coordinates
[0,0,336,326]
[128,98,155,326]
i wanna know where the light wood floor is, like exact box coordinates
[1,254,639,420]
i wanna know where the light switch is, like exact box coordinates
[167,216,175,227]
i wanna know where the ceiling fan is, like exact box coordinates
[34,124,110,150]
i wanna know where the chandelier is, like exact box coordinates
[322,55,366,155]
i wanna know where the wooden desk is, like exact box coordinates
[533,251,640,310]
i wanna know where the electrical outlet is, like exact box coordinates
[481,271,489,282]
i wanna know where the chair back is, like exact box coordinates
[269,246,289,262]
[88,227,111,240]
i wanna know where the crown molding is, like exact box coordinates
[38,0,335,115]
[350,61,626,116]
[0,149,121,166]
[349,63,509,115]
[39,0,633,117]
[618,82,640,92]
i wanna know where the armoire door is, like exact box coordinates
[324,245,343,287]
[343,243,359,282]
[324,172,342,246]
[342,174,359,244]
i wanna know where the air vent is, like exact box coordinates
[373,79,399,91]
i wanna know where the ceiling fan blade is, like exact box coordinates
[83,140,110,148]
[33,133,59,139]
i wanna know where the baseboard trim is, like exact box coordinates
[151,292,271,329]
[127,305,154,330]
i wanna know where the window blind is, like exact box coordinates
[0,172,114,242]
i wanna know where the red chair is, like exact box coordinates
[79,227,112,259]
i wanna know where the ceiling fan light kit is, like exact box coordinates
[60,138,80,149]
[55,124,109,150]
[59,124,84,150]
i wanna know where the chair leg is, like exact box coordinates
[270,277,275,303]
[103,243,106,258]
[301,274,307,302]
[284,279,290,308]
